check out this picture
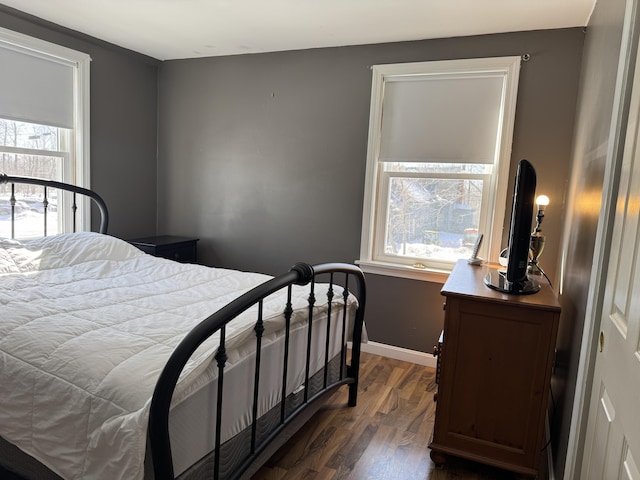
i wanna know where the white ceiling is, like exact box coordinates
[0,0,596,61]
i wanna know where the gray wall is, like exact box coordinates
[0,5,160,239]
[157,29,584,353]
[552,0,632,477]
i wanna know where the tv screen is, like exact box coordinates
[484,159,540,294]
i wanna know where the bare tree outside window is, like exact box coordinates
[381,162,488,263]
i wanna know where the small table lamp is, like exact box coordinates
[529,195,549,278]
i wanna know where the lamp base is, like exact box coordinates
[528,262,545,276]
[484,270,540,295]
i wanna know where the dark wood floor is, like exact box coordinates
[252,351,524,480]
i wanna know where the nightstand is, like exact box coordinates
[128,235,199,263]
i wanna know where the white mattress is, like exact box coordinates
[0,232,358,480]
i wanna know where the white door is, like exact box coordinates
[580,43,640,480]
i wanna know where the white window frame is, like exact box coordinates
[358,57,521,283]
[0,27,91,232]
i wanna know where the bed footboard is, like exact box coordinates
[148,262,366,480]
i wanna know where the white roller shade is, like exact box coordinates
[379,74,505,164]
[0,45,74,129]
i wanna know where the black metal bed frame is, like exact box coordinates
[0,173,109,236]
[150,262,366,480]
[0,174,367,480]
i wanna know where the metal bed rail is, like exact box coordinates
[148,262,366,480]
[0,173,109,236]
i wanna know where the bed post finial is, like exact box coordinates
[290,262,314,285]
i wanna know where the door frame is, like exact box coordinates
[564,0,640,477]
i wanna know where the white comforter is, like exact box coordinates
[0,232,353,479]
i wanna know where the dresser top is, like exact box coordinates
[441,259,561,312]
[127,235,199,247]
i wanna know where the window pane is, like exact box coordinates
[0,118,64,152]
[0,152,62,180]
[0,118,66,238]
[383,177,484,262]
[0,152,61,238]
[383,161,493,175]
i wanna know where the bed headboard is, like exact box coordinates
[0,174,109,236]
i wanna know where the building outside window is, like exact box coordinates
[359,57,521,282]
[0,27,90,239]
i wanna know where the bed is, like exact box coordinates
[0,174,366,480]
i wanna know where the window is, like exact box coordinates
[0,27,90,238]
[359,57,521,282]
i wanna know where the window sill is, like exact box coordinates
[356,260,450,284]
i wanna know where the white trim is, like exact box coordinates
[75,50,91,231]
[351,340,438,368]
[491,57,521,264]
[0,26,89,67]
[357,259,450,284]
[359,57,521,282]
[359,65,384,264]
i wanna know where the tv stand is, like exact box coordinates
[483,269,540,294]
[429,260,560,477]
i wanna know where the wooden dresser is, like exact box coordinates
[429,260,560,478]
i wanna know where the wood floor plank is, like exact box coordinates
[347,423,399,479]
[314,467,337,480]
[325,418,378,472]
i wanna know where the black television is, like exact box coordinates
[484,159,540,294]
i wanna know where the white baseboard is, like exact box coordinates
[350,340,437,368]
